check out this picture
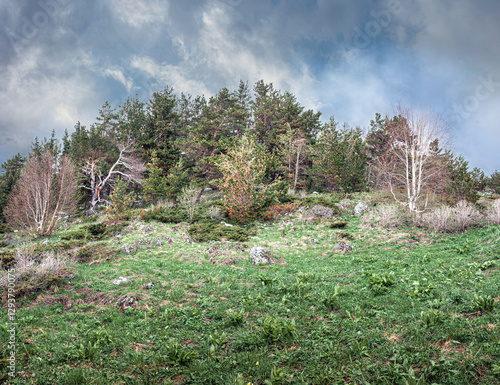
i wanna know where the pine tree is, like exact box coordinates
[0,154,26,223]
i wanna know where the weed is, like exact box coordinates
[420,309,446,328]
[472,294,495,312]
[226,309,246,326]
[264,366,285,385]
[161,339,198,366]
[262,317,297,343]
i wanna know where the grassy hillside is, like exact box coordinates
[1,195,499,384]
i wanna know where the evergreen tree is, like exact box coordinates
[448,155,480,203]
[143,87,181,174]
[312,117,367,192]
[142,152,168,204]
[0,154,26,223]
[487,170,500,194]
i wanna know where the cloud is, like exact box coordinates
[0,0,499,175]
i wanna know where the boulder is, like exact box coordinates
[310,205,335,219]
[116,295,135,310]
[332,242,353,253]
[112,276,132,285]
[354,202,369,216]
[250,247,286,265]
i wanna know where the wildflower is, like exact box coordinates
[256,361,259,365]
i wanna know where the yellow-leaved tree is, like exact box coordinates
[216,135,282,222]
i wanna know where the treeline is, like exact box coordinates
[1,80,499,226]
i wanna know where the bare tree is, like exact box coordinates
[81,139,146,215]
[4,151,78,237]
[380,105,449,212]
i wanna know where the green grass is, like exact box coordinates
[1,200,499,384]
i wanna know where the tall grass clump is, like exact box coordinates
[0,244,73,294]
[420,200,481,232]
[486,199,500,224]
[361,204,403,228]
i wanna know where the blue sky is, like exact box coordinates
[1,0,499,174]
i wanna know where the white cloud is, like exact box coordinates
[103,66,134,93]
[107,0,168,29]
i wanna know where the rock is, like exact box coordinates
[310,205,335,219]
[143,282,155,290]
[112,276,132,285]
[332,242,353,253]
[354,202,369,216]
[250,247,286,265]
[116,295,135,309]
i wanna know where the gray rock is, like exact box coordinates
[332,242,353,253]
[354,202,369,216]
[310,205,335,219]
[112,276,132,285]
[116,295,135,309]
[250,247,277,265]
[144,282,155,290]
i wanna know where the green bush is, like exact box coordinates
[60,228,89,241]
[188,219,252,242]
[0,250,15,268]
[141,206,191,224]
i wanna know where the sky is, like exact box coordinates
[0,0,499,174]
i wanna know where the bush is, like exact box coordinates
[0,244,74,295]
[0,250,15,269]
[486,199,500,225]
[216,135,283,223]
[419,201,481,232]
[141,205,190,224]
[420,206,454,232]
[188,219,252,242]
[361,204,403,228]
[300,193,341,209]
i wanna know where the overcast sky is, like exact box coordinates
[1,0,499,174]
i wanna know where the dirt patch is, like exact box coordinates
[432,340,467,358]
[175,252,204,265]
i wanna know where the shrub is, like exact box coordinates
[141,205,190,224]
[419,201,481,232]
[105,178,135,224]
[486,199,500,225]
[61,228,90,241]
[262,202,302,221]
[188,219,252,242]
[215,135,282,223]
[452,200,481,231]
[204,205,225,221]
[420,206,454,232]
[361,204,403,228]
[0,244,74,295]
[178,183,203,222]
[0,250,15,269]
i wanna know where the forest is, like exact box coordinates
[1,80,498,234]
